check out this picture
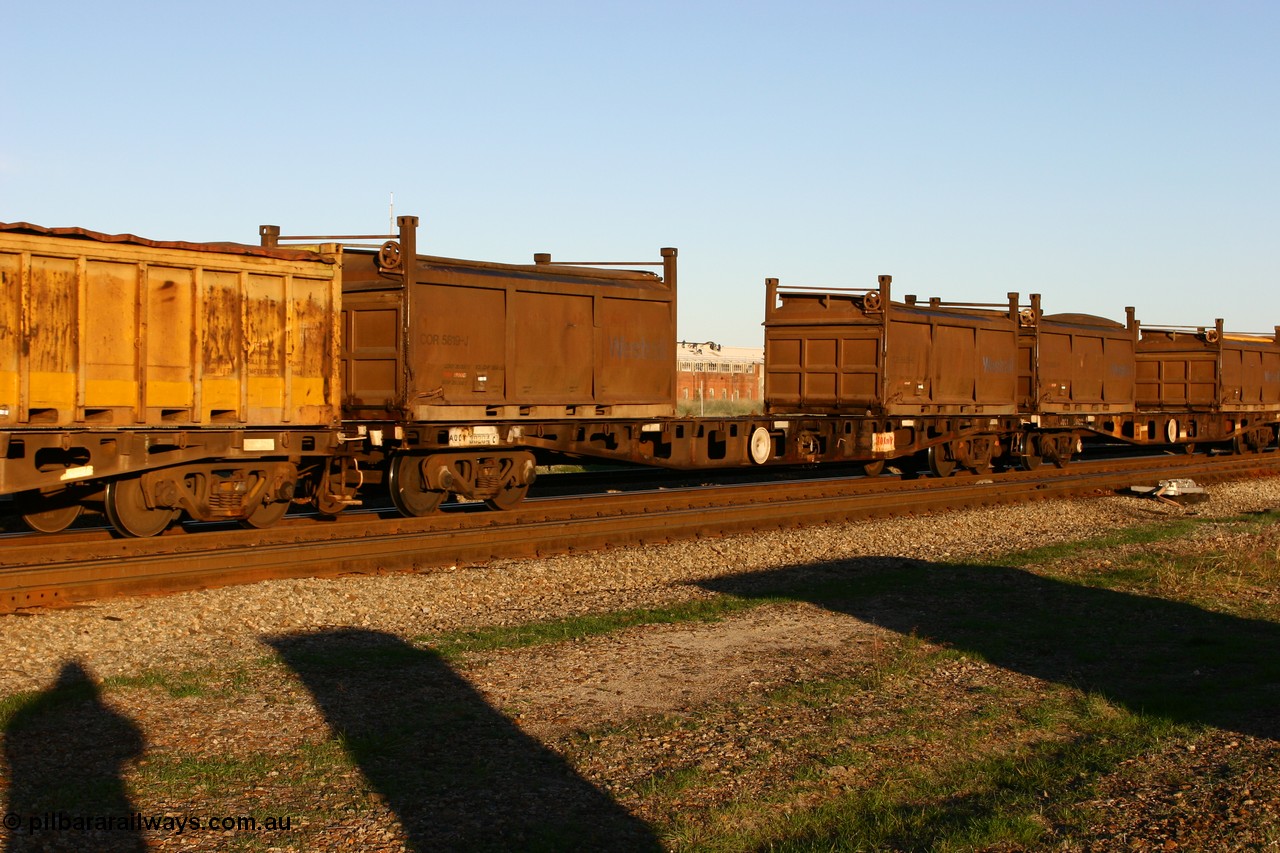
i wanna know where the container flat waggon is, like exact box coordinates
[2,216,1276,536]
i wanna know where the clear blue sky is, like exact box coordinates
[4,1,1276,346]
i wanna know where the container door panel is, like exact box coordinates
[1135,356,1162,407]
[1264,352,1280,404]
[801,337,839,404]
[764,336,803,406]
[27,255,78,418]
[932,324,976,404]
[83,260,140,414]
[0,252,23,424]
[1164,358,1190,405]
[201,270,243,421]
[245,273,286,419]
[597,297,673,403]
[1239,350,1262,406]
[512,291,592,403]
[1103,338,1135,405]
[1072,336,1105,402]
[1038,332,1071,403]
[144,266,195,416]
[1016,335,1035,410]
[886,320,929,405]
[838,334,880,404]
[1186,357,1217,406]
[412,284,506,404]
[290,277,334,421]
[974,327,1016,406]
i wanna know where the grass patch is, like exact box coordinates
[417,594,786,660]
[661,693,1186,852]
[991,518,1205,568]
[104,664,259,699]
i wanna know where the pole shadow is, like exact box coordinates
[267,628,661,852]
[3,660,146,853]
[701,556,1280,741]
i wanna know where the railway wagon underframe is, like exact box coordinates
[355,411,1042,515]
[558,415,1037,476]
[1,427,348,534]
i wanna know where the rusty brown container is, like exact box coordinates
[334,217,676,421]
[0,223,342,430]
[1136,319,1280,412]
[764,276,1019,415]
[1017,296,1137,414]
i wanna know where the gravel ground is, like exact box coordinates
[2,477,1279,698]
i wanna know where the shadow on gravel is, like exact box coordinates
[268,629,660,853]
[701,557,1280,741]
[3,660,147,852]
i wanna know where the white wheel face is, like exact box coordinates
[1166,419,1179,443]
[749,427,772,465]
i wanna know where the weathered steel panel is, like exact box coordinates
[764,277,1019,415]
[511,290,594,402]
[1136,321,1280,412]
[0,253,19,419]
[0,224,341,430]
[1018,305,1137,413]
[338,233,676,421]
[597,296,674,403]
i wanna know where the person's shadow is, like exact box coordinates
[268,628,661,852]
[701,555,1280,741]
[4,660,147,852]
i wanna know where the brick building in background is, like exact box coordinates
[676,342,764,413]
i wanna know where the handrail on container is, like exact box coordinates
[925,299,1022,310]
[774,286,1027,312]
[772,284,877,295]
[259,225,398,251]
[1141,318,1278,343]
[532,250,674,269]
[273,233,397,241]
[1140,323,1218,333]
[534,249,678,289]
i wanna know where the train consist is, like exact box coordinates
[2,217,1277,536]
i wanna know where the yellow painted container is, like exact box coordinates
[0,224,341,428]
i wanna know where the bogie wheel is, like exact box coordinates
[242,498,291,529]
[1017,453,1043,471]
[485,482,529,511]
[22,502,83,534]
[104,477,178,538]
[927,445,956,478]
[862,460,885,477]
[387,455,447,517]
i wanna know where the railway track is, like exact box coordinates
[2,452,1278,613]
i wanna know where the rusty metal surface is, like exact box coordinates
[0,222,331,263]
[331,217,676,422]
[2,453,1276,613]
[764,276,1019,415]
[1137,319,1280,412]
[0,227,342,436]
[1020,297,1137,413]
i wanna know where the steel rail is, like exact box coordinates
[2,453,1277,612]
